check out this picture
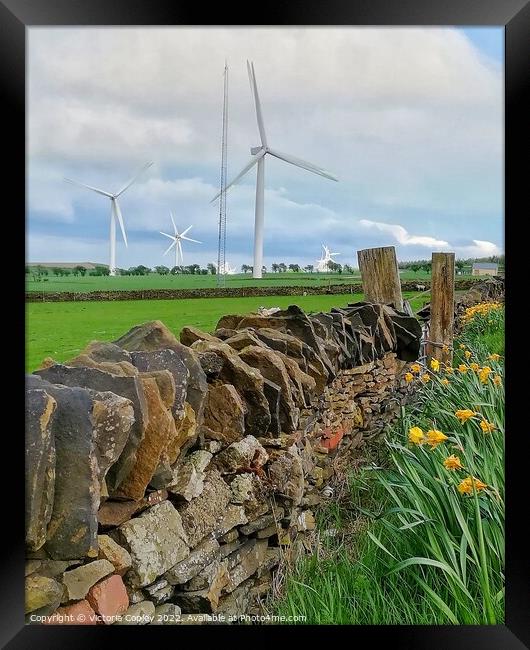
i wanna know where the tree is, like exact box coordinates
[241,264,250,274]
[155,265,170,275]
[288,264,300,273]
[73,265,87,276]
[304,264,314,273]
[262,266,267,274]
[278,263,287,273]
[409,263,422,274]
[422,262,432,274]
[207,263,216,275]
[52,267,62,276]
[271,263,279,273]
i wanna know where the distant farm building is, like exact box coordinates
[472,262,499,276]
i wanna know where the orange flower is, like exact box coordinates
[404,372,414,383]
[488,353,501,362]
[470,362,480,372]
[443,455,464,471]
[445,366,454,374]
[480,419,495,434]
[426,429,448,448]
[479,366,492,383]
[464,350,472,360]
[410,363,421,374]
[455,409,477,423]
[408,427,424,445]
[441,378,450,386]
[493,375,502,387]
[458,476,487,495]
[421,373,431,383]
[458,364,468,374]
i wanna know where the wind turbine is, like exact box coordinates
[64,162,153,276]
[316,244,340,272]
[212,61,338,279]
[160,212,201,268]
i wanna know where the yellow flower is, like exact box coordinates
[459,343,466,350]
[421,373,431,383]
[464,350,472,359]
[430,358,440,372]
[480,419,495,434]
[426,429,448,448]
[410,363,421,374]
[455,409,477,423]
[442,345,449,354]
[493,375,502,387]
[443,455,464,471]
[404,372,414,383]
[488,353,501,362]
[479,366,492,383]
[441,378,450,386]
[458,476,488,495]
[445,365,454,374]
[408,426,424,444]
[470,362,480,372]
[458,364,468,374]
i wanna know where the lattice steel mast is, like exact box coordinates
[216,62,229,287]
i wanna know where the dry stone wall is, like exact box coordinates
[25,301,422,625]
[25,279,482,302]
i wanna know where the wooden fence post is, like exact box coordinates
[357,246,403,311]
[426,252,455,365]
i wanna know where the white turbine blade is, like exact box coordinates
[181,236,201,244]
[267,148,338,182]
[178,240,184,264]
[180,225,192,237]
[169,211,177,235]
[115,161,154,197]
[160,231,176,241]
[210,152,264,202]
[247,61,267,147]
[113,200,128,247]
[64,177,113,198]
[163,240,177,256]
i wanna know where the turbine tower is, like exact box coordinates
[64,162,153,276]
[212,61,338,279]
[160,213,201,267]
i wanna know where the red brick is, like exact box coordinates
[43,600,97,625]
[87,574,129,623]
[320,428,344,451]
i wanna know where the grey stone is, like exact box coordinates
[213,435,268,475]
[34,364,148,493]
[177,470,231,548]
[115,601,155,625]
[25,387,56,551]
[113,501,189,588]
[26,375,100,560]
[62,559,114,600]
[113,320,208,423]
[164,538,220,585]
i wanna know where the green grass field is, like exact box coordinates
[25,270,445,293]
[26,291,429,372]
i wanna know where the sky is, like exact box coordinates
[27,27,504,270]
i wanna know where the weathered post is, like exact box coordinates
[426,252,455,365]
[357,246,403,311]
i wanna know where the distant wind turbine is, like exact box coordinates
[316,244,340,272]
[160,212,201,267]
[64,162,153,276]
[212,61,338,279]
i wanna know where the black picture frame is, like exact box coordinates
[6,0,527,646]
